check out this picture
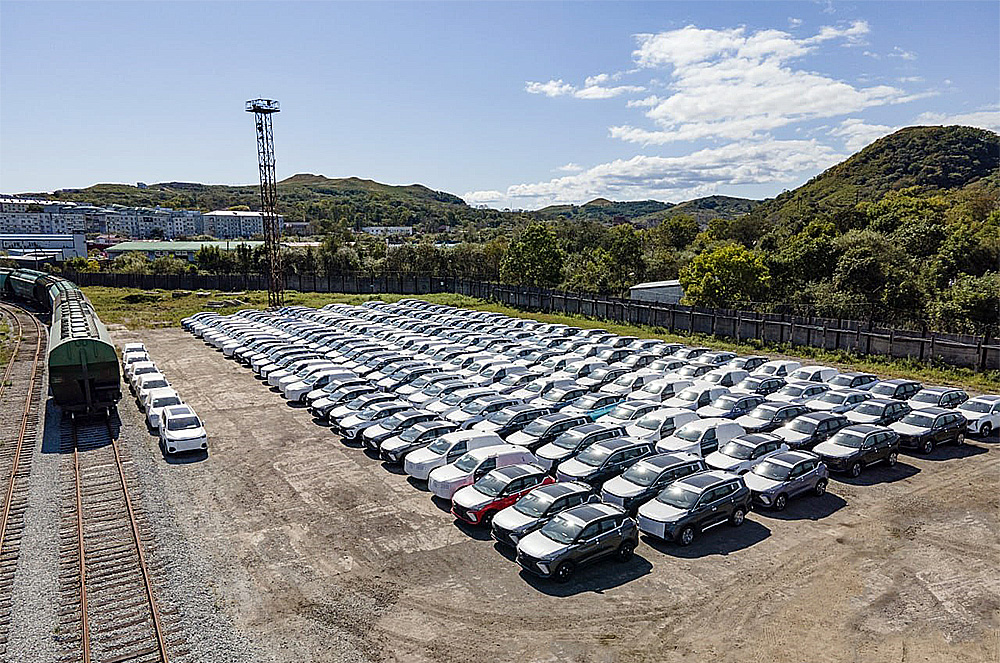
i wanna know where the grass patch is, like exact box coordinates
[83,287,1000,393]
[0,318,11,368]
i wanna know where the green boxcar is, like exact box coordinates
[48,291,122,414]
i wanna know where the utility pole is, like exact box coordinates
[246,98,283,308]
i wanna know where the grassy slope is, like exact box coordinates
[84,287,1000,393]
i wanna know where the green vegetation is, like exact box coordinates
[82,286,1000,392]
[0,318,11,368]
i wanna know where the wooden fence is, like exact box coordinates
[67,271,999,371]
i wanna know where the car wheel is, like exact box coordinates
[887,451,898,467]
[554,561,575,583]
[678,526,695,546]
[849,462,862,478]
[921,439,934,454]
[729,508,746,526]
[955,433,965,446]
[616,540,636,562]
[773,494,788,511]
[980,423,992,439]
[814,479,828,496]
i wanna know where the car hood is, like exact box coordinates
[704,451,742,470]
[602,476,645,498]
[600,385,630,395]
[517,531,570,560]
[697,406,729,418]
[806,401,836,411]
[286,380,309,391]
[735,416,769,430]
[889,422,926,437]
[163,427,206,441]
[427,464,469,485]
[661,397,694,409]
[845,411,879,424]
[556,458,593,479]
[473,420,501,433]
[637,499,687,523]
[339,414,365,428]
[625,424,655,439]
[779,430,810,444]
[452,486,493,511]
[306,388,327,400]
[743,473,783,493]
[812,441,858,458]
[311,397,334,410]
[363,424,391,439]
[506,430,535,445]
[404,448,441,466]
[656,436,698,454]
[493,506,538,532]
[447,410,476,423]
[380,436,412,453]
[535,443,571,461]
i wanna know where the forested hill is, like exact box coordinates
[750,125,1000,224]
[535,195,759,226]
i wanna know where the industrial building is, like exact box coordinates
[0,233,88,261]
[105,240,263,263]
[628,279,685,305]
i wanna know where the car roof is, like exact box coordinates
[681,417,733,430]
[970,395,1000,403]
[733,433,781,446]
[165,405,194,417]
[879,378,920,386]
[561,503,620,524]
[799,411,845,423]
[914,386,960,394]
[538,481,592,498]
[766,450,818,467]
[493,463,543,480]
[591,437,643,452]
[676,470,735,490]
[641,453,700,469]
[842,423,885,434]
[910,406,951,416]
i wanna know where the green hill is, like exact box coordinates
[663,195,761,226]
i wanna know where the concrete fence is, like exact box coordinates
[68,271,1000,371]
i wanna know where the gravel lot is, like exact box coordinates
[108,326,1000,663]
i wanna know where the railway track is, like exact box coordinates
[0,302,46,656]
[57,416,185,663]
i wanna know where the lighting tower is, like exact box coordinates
[246,98,283,308]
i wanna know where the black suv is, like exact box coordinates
[472,404,553,439]
[505,413,590,451]
[601,453,707,513]
[492,481,596,548]
[844,398,911,426]
[812,424,900,477]
[889,408,968,453]
[554,438,656,487]
[516,503,639,582]
[734,375,786,397]
[869,379,922,401]
[637,470,752,546]
[736,403,808,433]
[774,412,850,450]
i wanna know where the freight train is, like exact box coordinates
[0,267,121,415]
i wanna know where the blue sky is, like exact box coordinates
[1,1,997,208]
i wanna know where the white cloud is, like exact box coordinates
[915,108,1000,131]
[463,139,844,209]
[462,189,505,205]
[788,17,803,28]
[832,118,899,151]
[556,163,584,172]
[888,46,917,60]
[525,78,644,100]
[614,21,920,144]
[898,76,923,83]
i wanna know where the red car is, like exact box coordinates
[450,464,554,525]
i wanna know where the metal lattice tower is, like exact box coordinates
[246,98,283,308]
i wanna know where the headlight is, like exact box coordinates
[759,494,771,505]
[536,562,550,574]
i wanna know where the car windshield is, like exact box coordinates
[748,405,780,420]
[622,462,662,486]
[676,390,700,402]
[720,441,755,460]
[152,396,181,408]
[553,431,586,450]
[703,373,724,384]
[499,373,524,386]
[453,454,481,472]
[540,514,585,545]
[424,383,446,396]
[399,427,424,442]
[911,392,941,404]
[828,375,855,387]
[640,383,664,394]
[358,407,388,421]
[871,383,899,396]
[960,400,992,414]
[901,413,935,428]
[830,431,866,448]
[657,485,699,509]
[381,413,408,429]
[710,395,740,409]
[541,357,561,368]
[486,409,518,425]
[740,377,763,388]
[788,419,816,433]
[674,426,702,442]
[166,415,201,431]
[474,474,508,497]
[442,392,466,406]
[576,395,607,409]
[461,400,490,415]
[142,379,168,390]
[588,369,612,381]
[818,392,847,404]
[779,385,806,397]
[543,391,572,403]
[427,438,453,454]
[854,402,885,416]
[635,414,664,431]
[514,491,555,517]
[613,374,636,386]
[576,446,613,467]
[480,366,499,377]
[753,461,791,481]
[607,405,639,420]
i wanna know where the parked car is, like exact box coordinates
[472,404,552,439]
[135,373,171,409]
[889,408,968,453]
[407,379,477,406]
[380,420,460,463]
[705,433,788,474]
[736,403,809,434]
[451,464,554,525]
[427,445,537,500]
[812,425,900,477]
[731,375,786,397]
[534,423,626,470]
[696,393,766,420]
[803,389,872,414]
[337,401,413,440]
[327,392,396,426]
[599,370,659,396]
[907,387,969,411]
[827,372,879,391]
[445,395,523,429]
[701,368,749,388]
[158,405,209,455]
[774,412,850,451]
[766,381,831,404]
[869,379,923,401]
[362,408,439,450]
[843,398,911,426]
[753,360,801,378]
[145,387,182,430]
[625,407,700,442]
[560,392,625,421]
[599,400,660,428]
[516,503,638,582]
[636,470,752,546]
[600,453,706,513]
[505,413,590,451]
[662,383,730,411]
[958,395,1000,438]
[672,363,716,381]
[127,361,159,390]
[788,366,839,383]
[699,351,737,366]
[492,482,598,548]
[626,377,694,403]
[403,431,505,480]
[744,450,830,510]
[724,355,769,372]
[554,438,656,487]
[533,385,591,412]
[655,418,745,457]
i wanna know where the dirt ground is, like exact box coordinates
[112,327,1000,663]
